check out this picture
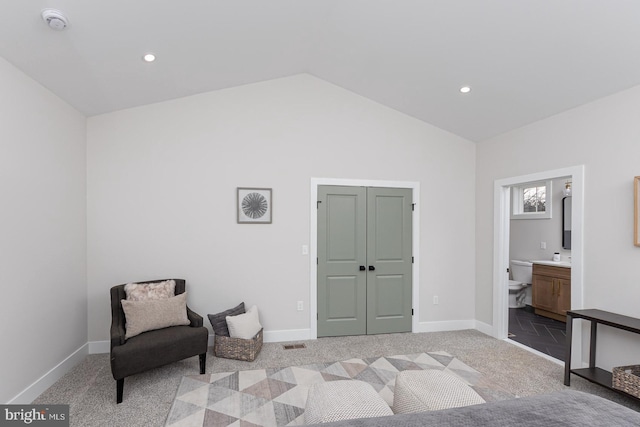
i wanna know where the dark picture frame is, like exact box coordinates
[237,188,272,224]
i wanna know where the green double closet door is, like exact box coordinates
[317,185,413,337]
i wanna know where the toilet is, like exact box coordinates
[509,260,533,308]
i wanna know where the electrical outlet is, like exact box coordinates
[540,242,547,249]
[433,296,439,305]
[297,301,304,311]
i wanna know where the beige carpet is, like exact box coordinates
[165,351,513,426]
[33,330,640,427]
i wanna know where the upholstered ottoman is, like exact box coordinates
[392,370,485,414]
[304,380,393,424]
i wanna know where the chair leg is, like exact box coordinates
[116,378,124,404]
[199,353,206,374]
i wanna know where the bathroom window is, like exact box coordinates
[511,180,552,219]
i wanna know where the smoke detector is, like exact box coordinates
[41,9,69,31]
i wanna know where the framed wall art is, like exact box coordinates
[635,177,640,246]
[237,187,272,224]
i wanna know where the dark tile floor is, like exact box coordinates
[508,305,567,361]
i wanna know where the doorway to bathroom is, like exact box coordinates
[492,165,584,365]
[508,177,572,360]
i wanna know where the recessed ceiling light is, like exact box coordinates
[143,53,156,63]
[459,86,471,94]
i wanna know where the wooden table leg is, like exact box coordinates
[564,314,573,386]
[590,321,598,368]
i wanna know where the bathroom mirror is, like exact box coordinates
[562,196,572,249]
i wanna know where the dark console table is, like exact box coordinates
[565,309,640,400]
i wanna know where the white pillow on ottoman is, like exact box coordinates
[305,380,393,424]
[226,305,262,339]
[393,370,485,414]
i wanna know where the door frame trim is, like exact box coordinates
[310,178,420,339]
[493,165,584,367]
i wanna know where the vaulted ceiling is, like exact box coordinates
[2,1,640,141]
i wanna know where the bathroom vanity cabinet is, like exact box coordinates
[532,264,571,322]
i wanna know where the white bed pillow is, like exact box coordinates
[226,305,262,339]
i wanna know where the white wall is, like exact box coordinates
[476,84,640,370]
[0,57,87,403]
[87,74,477,342]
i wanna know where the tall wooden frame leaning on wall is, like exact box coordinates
[635,177,640,247]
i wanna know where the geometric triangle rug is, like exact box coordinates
[165,352,514,427]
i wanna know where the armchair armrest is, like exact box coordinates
[110,311,126,348]
[110,286,127,349]
[187,306,203,327]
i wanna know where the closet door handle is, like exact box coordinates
[359,265,366,271]
[368,265,376,271]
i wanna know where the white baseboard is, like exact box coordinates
[88,340,110,354]
[474,320,494,337]
[86,322,497,355]
[416,319,477,333]
[207,329,314,345]
[8,343,88,404]
[262,328,311,343]
[89,328,315,355]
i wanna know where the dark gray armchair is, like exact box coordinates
[110,279,208,403]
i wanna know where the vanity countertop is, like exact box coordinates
[532,260,571,268]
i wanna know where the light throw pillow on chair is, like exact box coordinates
[124,279,176,301]
[226,305,262,339]
[121,292,190,339]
